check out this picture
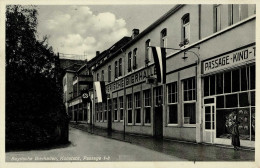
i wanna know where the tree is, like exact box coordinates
[6,5,68,149]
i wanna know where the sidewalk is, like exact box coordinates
[70,122,254,161]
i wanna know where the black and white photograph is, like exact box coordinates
[0,1,258,168]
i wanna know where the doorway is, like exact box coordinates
[203,103,216,143]
[154,105,163,139]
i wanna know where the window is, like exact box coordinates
[161,28,167,48]
[145,39,152,66]
[128,52,132,72]
[119,58,122,76]
[167,82,178,124]
[119,96,124,121]
[99,103,103,121]
[182,14,190,43]
[144,89,151,124]
[183,77,196,101]
[115,61,118,78]
[96,73,99,81]
[154,86,163,106]
[230,4,249,25]
[133,48,137,69]
[108,65,111,82]
[113,98,118,121]
[101,70,104,81]
[183,77,196,125]
[134,92,141,124]
[214,5,222,32]
[127,94,133,124]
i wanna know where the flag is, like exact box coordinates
[94,81,107,103]
[151,46,166,83]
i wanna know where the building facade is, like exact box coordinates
[65,4,256,148]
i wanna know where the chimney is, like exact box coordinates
[96,51,100,56]
[132,29,139,39]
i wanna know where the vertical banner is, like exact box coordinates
[151,46,166,84]
[94,81,107,103]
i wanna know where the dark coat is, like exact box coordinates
[231,123,240,147]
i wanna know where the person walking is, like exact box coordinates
[231,120,240,150]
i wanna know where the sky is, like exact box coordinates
[37,5,174,60]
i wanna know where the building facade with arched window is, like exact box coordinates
[88,4,255,148]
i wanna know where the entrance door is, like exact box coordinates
[154,106,163,139]
[204,104,215,143]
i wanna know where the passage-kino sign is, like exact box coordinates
[203,45,255,74]
[106,66,155,92]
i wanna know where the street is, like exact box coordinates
[6,127,184,161]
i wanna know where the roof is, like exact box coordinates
[64,63,84,73]
[90,5,184,71]
[87,36,131,69]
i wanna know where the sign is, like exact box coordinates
[81,90,91,103]
[203,45,255,74]
[106,66,156,92]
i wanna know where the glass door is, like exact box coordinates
[204,103,215,143]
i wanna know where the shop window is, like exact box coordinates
[127,94,133,124]
[251,107,255,141]
[144,89,151,124]
[113,98,118,121]
[216,73,223,94]
[251,91,255,106]
[134,92,141,124]
[119,58,122,77]
[210,75,216,95]
[232,69,240,92]
[119,96,124,121]
[224,71,231,93]
[128,52,132,72]
[239,92,249,107]
[183,77,196,125]
[167,82,178,124]
[104,102,107,121]
[154,86,163,106]
[216,96,224,108]
[184,103,196,124]
[100,103,104,121]
[250,65,255,90]
[204,76,209,97]
[95,103,98,122]
[183,77,196,101]
[225,94,238,108]
[241,67,249,91]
